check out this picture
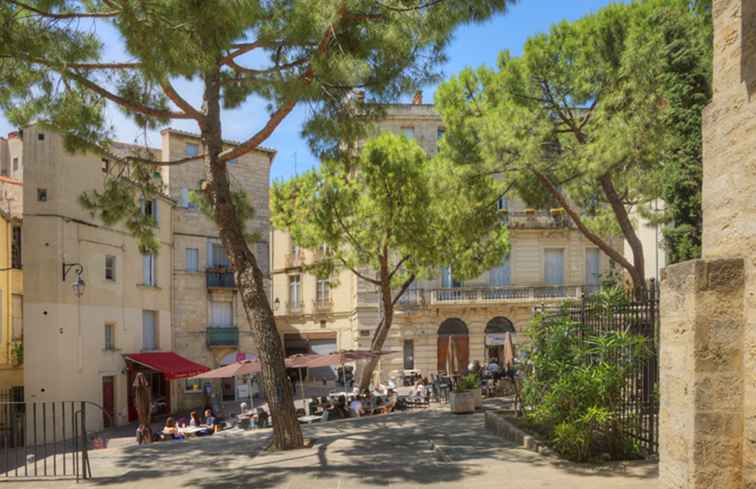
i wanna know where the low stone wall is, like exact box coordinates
[484,410,549,454]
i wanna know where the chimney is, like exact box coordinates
[412,90,423,105]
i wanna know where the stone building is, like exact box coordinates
[160,129,274,411]
[272,98,618,383]
[660,1,756,488]
[2,125,273,431]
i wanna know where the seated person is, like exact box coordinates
[255,408,270,428]
[380,390,398,415]
[331,395,351,419]
[189,411,202,427]
[159,417,182,440]
[204,408,223,432]
[350,395,365,417]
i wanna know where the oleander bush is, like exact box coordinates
[521,306,649,462]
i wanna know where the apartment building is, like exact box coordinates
[1,126,272,431]
[160,129,274,411]
[272,97,617,382]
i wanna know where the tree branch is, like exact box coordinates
[392,274,416,305]
[8,0,119,18]
[160,80,204,122]
[388,255,411,281]
[337,256,381,285]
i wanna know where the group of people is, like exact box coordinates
[308,389,399,421]
[156,408,222,441]
[238,402,270,429]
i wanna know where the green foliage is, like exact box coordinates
[189,185,260,244]
[0,0,515,259]
[11,342,23,366]
[455,373,480,393]
[522,301,649,462]
[272,133,509,287]
[435,0,711,269]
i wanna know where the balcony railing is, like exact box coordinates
[284,253,304,268]
[286,301,304,315]
[360,285,588,307]
[206,269,235,288]
[501,209,574,229]
[206,327,239,347]
[313,296,334,312]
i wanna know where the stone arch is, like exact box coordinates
[437,318,469,374]
[437,317,469,336]
[485,317,515,334]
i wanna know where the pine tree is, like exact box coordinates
[0,0,513,449]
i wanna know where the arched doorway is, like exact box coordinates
[485,317,515,364]
[437,318,469,375]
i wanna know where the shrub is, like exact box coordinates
[454,373,480,393]
[521,297,649,462]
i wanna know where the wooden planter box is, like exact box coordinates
[450,390,476,414]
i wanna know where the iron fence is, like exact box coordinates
[534,281,660,455]
[0,398,92,481]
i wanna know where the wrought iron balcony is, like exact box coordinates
[500,209,574,229]
[286,301,304,315]
[206,327,239,347]
[313,296,334,312]
[206,269,235,288]
[359,285,587,307]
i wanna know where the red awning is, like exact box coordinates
[124,352,210,380]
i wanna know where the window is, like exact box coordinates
[441,266,462,288]
[186,248,199,272]
[228,159,238,165]
[180,188,197,209]
[210,301,233,327]
[490,255,511,287]
[585,248,601,287]
[496,196,509,211]
[11,226,21,269]
[37,133,45,141]
[37,188,47,202]
[143,255,156,287]
[400,126,415,139]
[141,198,159,224]
[12,157,18,172]
[104,323,115,351]
[101,158,110,173]
[11,294,22,340]
[185,379,202,393]
[142,310,158,351]
[436,127,445,140]
[185,143,199,157]
[403,339,414,370]
[316,277,330,303]
[544,249,565,286]
[288,275,302,306]
[105,255,116,281]
[290,240,301,258]
[0,159,8,176]
[209,242,230,268]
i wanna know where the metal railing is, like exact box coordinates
[500,209,574,229]
[361,285,588,307]
[313,296,334,312]
[206,327,239,347]
[206,269,235,288]
[0,400,91,481]
[286,301,304,315]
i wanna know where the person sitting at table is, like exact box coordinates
[189,411,202,427]
[255,408,270,428]
[350,395,365,417]
[374,382,388,396]
[204,408,223,432]
[379,390,398,415]
[330,395,351,419]
[159,417,182,441]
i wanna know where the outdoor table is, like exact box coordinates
[178,426,206,437]
[298,415,322,424]
[328,391,350,399]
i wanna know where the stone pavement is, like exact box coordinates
[0,408,658,489]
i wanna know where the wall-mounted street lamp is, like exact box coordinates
[62,262,86,297]
[273,297,280,311]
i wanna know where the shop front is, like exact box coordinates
[123,352,209,422]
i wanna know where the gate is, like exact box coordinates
[535,280,660,455]
[0,400,92,481]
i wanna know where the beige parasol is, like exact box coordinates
[503,332,516,369]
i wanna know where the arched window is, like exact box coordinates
[485,317,515,335]
[437,318,469,336]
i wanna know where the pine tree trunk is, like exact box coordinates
[358,281,394,392]
[202,70,303,450]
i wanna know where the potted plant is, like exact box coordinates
[449,373,479,414]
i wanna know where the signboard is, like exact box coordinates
[236,383,250,399]
[486,333,508,346]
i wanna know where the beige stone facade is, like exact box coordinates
[160,129,274,412]
[273,101,618,383]
[659,1,756,488]
[5,126,274,431]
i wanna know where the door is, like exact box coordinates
[403,339,415,370]
[222,378,236,402]
[102,376,114,428]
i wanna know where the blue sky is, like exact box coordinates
[0,0,623,181]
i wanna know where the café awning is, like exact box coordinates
[124,352,209,380]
